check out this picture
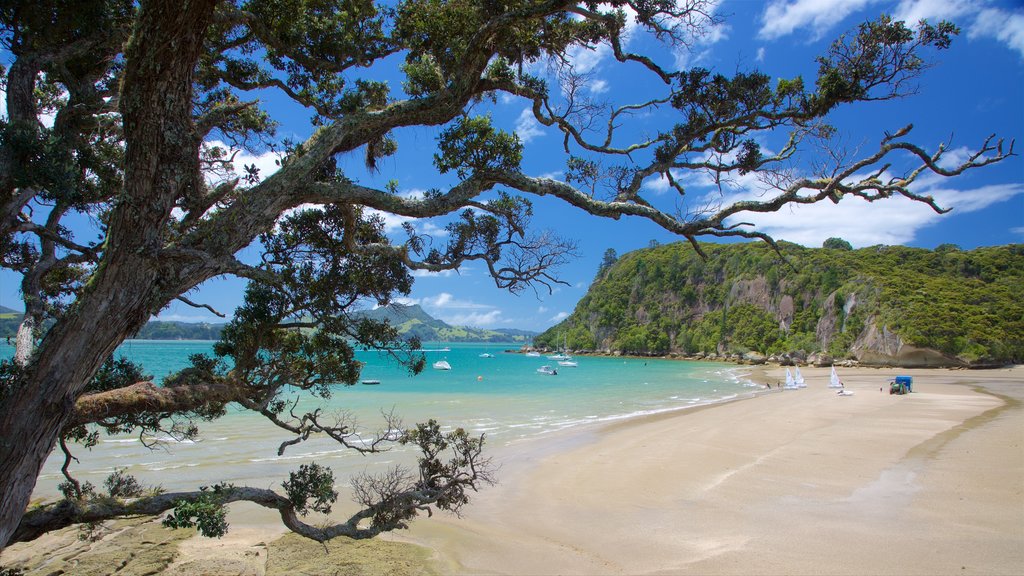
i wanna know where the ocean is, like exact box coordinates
[1,340,759,499]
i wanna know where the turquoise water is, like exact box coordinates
[2,341,758,497]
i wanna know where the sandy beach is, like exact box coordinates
[395,365,1024,575]
[3,365,1022,575]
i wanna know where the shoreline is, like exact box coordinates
[3,365,1021,575]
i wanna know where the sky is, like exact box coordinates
[1,0,1023,333]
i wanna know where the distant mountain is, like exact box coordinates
[360,304,536,343]
[1,304,536,344]
[0,306,21,340]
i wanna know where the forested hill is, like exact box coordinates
[1,304,535,343]
[359,304,536,343]
[534,242,1024,367]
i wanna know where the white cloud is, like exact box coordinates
[565,43,613,74]
[204,140,281,187]
[893,0,972,25]
[756,47,766,63]
[422,292,492,310]
[411,268,459,278]
[930,183,1024,213]
[970,7,1024,59]
[399,188,429,200]
[537,306,549,314]
[550,311,570,322]
[717,181,1024,247]
[410,292,506,327]
[536,170,564,180]
[1012,226,1024,237]
[515,108,546,143]
[446,310,505,327]
[758,0,880,41]
[589,79,610,94]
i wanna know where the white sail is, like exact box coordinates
[784,367,799,389]
[828,365,843,388]
[794,366,806,388]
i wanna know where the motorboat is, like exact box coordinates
[433,360,452,370]
[479,353,495,358]
[360,379,381,385]
[525,351,541,357]
[557,360,578,367]
[536,365,558,375]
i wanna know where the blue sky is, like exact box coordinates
[2,0,1023,333]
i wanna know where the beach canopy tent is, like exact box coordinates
[889,376,913,395]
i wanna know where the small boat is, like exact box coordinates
[536,365,558,375]
[828,366,843,389]
[783,367,799,389]
[794,366,806,388]
[549,335,572,361]
[360,379,381,385]
[433,360,452,370]
[525,351,541,357]
[479,353,495,358]
[557,360,578,367]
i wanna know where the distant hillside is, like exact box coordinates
[133,321,226,340]
[535,242,1024,367]
[1,311,226,341]
[0,306,21,340]
[360,304,536,343]
[1,304,535,344]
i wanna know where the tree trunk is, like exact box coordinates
[0,0,219,550]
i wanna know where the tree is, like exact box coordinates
[823,237,854,250]
[596,247,619,278]
[0,0,1014,550]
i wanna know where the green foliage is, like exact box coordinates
[58,480,95,501]
[538,242,1024,364]
[133,321,225,340]
[823,237,853,251]
[282,463,338,516]
[104,468,144,499]
[434,115,523,179]
[162,484,233,539]
[401,419,486,514]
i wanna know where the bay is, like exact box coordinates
[1,340,759,499]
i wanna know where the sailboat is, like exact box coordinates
[784,367,799,389]
[548,334,573,361]
[794,366,806,388]
[828,365,843,389]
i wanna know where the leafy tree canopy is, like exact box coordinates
[823,237,853,250]
[0,0,1014,550]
